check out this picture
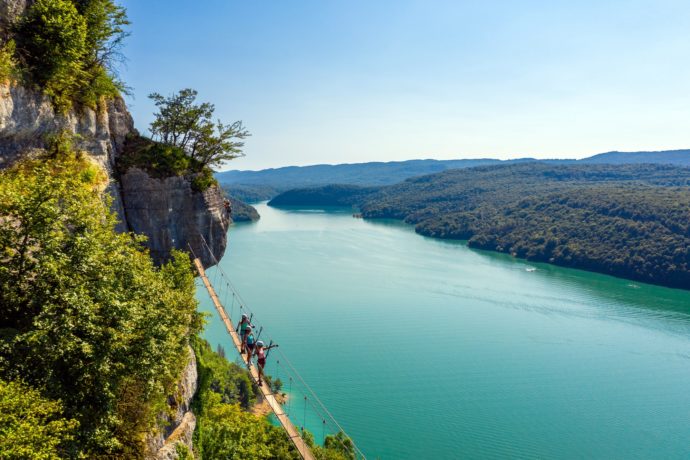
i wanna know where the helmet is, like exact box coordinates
[242,313,248,320]
[257,341,265,347]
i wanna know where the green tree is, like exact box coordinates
[198,400,281,459]
[74,0,130,70]
[14,0,129,109]
[15,0,88,109]
[0,379,78,460]
[0,39,17,81]
[149,88,249,170]
[0,152,202,456]
[322,432,356,460]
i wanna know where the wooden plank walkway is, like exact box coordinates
[193,258,316,460]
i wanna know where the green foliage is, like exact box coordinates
[197,399,300,460]
[0,379,78,460]
[192,336,255,412]
[0,154,202,456]
[271,378,283,393]
[74,0,129,69]
[0,39,17,81]
[15,0,87,110]
[192,337,299,459]
[220,184,280,203]
[14,0,128,110]
[118,134,219,192]
[269,184,375,207]
[119,134,195,178]
[321,432,356,460]
[45,129,83,159]
[149,88,249,170]
[191,167,218,193]
[272,163,690,289]
[175,442,194,460]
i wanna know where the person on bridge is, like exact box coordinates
[253,341,279,386]
[244,326,256,365]
[236,314,252,352]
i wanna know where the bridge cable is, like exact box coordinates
[195,235,365,458]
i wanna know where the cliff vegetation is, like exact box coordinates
[0,148,202,457]
[2,0,129,111]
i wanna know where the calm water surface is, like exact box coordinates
[198,203,690,459]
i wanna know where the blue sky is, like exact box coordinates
[119,0,690,170]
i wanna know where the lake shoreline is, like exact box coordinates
[268,202,690,292]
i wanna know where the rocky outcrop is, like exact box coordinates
[0,82,228,265]
[0,0,27,39]
[120,167,229,268]
[0,82,134,231]
[146,347,198,459]
[0,83,133,169]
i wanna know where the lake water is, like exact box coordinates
[197,203,690,459]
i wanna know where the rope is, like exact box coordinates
[303,395,307,442]
[194,234,366,459]
[274,349,365,458]
[302,395,307,432]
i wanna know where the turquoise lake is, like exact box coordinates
[197,203,690,459]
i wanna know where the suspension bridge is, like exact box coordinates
[190,236,366,460]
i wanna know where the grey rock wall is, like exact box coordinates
[0,83,132,169]
[0,0,28,37]
[120,167,229,268]
[146,347,198,459]
[0,80,228,265]
[0,82,134,231]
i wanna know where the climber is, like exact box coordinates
[223,198,232,216]
[253,340,279,386]
[236,313,252,352]
[244,326,256,365]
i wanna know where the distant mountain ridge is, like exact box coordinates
[582,150,690,165]
[217,150,690,201]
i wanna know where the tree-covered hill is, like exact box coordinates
[228,196,260,222]
[269,163,690,289]
[217,158,509,189]
[584,150,690,166]
[218,150,690,201]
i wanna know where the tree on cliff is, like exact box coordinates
[0,151,202,456]
[13,0,130,110]
[149,88,250,170]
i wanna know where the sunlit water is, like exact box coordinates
[197,203,690,459]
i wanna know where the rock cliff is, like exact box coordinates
[0,79,229,266]
[120,167,229,268]
[1,0,228,265]
[146,347,198,459]
[0,3,231,456]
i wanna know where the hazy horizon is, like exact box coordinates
[120,0,690,170]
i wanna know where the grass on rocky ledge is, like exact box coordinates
[117,134,219,192]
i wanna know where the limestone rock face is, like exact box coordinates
[0,0,28,36]
[146,347,198,459]
[0,83,133,169]
[0,79,228,266]
[120,168,229,268]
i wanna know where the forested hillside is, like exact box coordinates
[220,150,690,202]
[270,163,690,289]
